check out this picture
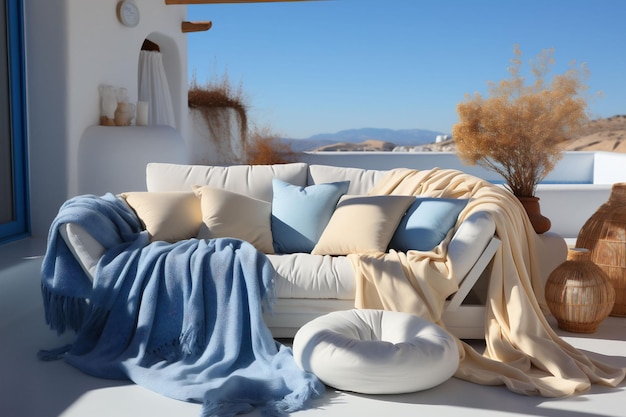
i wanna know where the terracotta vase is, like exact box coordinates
[517,196,551,234]
[576,182,626,316]
[545,248,615,333]
[114,102,135,126]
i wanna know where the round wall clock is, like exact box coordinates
[117,0,140,27]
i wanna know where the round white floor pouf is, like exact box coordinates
[293,309,459,394]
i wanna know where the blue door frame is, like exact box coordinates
[0,0,29,243]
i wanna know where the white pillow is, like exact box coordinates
[193,186,274,254]
[120,191,202,243]
[293,309,459,394]
[312,195,414,255]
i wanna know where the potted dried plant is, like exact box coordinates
[452,45,591,233]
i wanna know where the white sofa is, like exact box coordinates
[61,162,567,340]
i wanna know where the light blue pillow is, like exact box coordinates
[271,179,350,253]
[389,197,469,252]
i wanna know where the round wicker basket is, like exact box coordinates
[545,248,615,333]
[576,182,626,316]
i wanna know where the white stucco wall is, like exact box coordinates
[187,107,246,165]
[24,0,189,237]
[300,151,626,185]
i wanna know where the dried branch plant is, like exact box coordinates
[188,72,248,146]
[452,45,590,197]
[246,125,298,165]
[188,71,247,113]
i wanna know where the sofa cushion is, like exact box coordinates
[312,195,414,255]
[266,253,355,299]
[146,162,308,202]
[307,165,388,195]
[271,179,350,254]
[388,197,469,252]
[193,186,274,254]
[120,191,202,243]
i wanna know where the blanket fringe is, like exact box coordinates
[37,344,72,361]
[179,325,206,357]
[42,285,89,334]
[201,401,254,417]
[265,379,324,416]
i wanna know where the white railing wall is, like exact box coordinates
[301,151,626,241]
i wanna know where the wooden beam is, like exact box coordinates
[167,0,318,5]
[182,21,213,32]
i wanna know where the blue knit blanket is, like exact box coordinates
[40,194,323,417]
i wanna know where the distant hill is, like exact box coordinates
[313,139,397,152]
[281,127,447,152]
[372,115,626,152]
[279,115,626,153]
[564,115,626,152]
[404,115,626,153]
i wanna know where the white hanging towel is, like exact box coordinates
[138,50,176,127]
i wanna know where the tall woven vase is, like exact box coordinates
[576,182,626,316]
[545,248,615,333]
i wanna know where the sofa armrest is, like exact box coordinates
[448,211,496,285]
[447,237,501,311]
[58,223,106,282]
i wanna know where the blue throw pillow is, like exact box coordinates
[388,197,469,252]
[271,178,350,253]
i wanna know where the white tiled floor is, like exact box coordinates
[1,238,625,417]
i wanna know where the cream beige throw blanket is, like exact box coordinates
[350,167,625,397]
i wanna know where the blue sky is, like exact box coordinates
[187,0,626,139]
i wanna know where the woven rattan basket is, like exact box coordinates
[576,182,626,316]
[545,248,615,333]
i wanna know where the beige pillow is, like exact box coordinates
[312,195,415,255]
[121,191,202,243]
[193,186,274,254]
